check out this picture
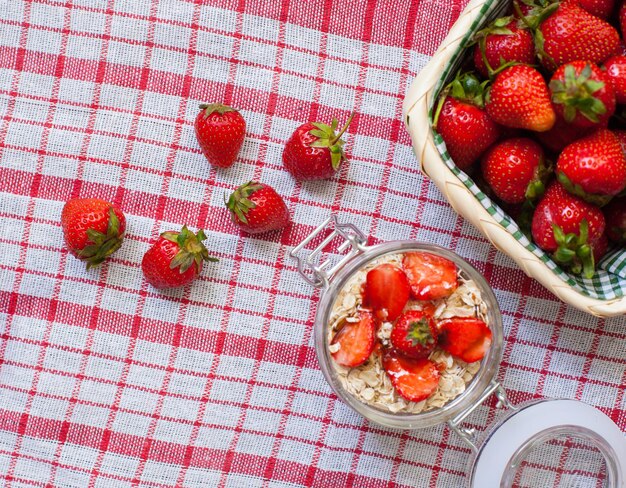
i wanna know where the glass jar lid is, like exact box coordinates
[470,399,626,488]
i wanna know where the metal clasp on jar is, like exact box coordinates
[290,215,368,288]
[448,380,516,454]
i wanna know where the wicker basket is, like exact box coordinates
[403,0,626,317]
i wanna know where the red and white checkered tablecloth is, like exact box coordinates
[0,0,624,487]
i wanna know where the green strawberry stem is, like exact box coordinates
[551,220,596,279]
[79,207,124,270]
[199,103,235,118]
[407,318,435,347]
[556,171,612,207]
[162,226,218,274]
[330,112,355,145]
[226,181,263,225]
[309,114,355,170]
[549,64,606,124]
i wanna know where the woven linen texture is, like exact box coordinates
[0,1,624,487]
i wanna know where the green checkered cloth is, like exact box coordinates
[428,0,626,301]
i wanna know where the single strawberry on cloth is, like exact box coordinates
[0,1,624,488]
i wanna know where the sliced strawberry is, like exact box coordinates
[390,310,438,359]
[438,317,493,363]
[363,264,410,322]
[382,350,440,403]
[330,310,376,368]
[402,252,458,301]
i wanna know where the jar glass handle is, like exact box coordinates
[447,381,516,454]
[289,215,367,289]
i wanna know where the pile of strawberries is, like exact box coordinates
[331,253,493,403]
[61,105,355,288]
[435,0,626,278]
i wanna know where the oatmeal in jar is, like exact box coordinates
[327,251,492,414]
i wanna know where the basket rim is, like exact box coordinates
[402,0,626,317]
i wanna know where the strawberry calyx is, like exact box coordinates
[433,71,489,128]
[226,181,263,225]
[308,113,354,170]
[516,0,559,67]
[161,226,218,274]
[556,171,613,207]
[405,317,436,348]
[78,207,124,269]
[199,103,236,118]
[552,219,595,278]
[550,64,607,124]
[525,157,552,202]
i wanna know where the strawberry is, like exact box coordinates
[556,129,626,204]
[61,198,125,269]
[602,56,626,105]
[531,182,606,277]
[141,226,218,289]
[473,17,535,78]
[603,197,626,244]
[282,114,353,180]
[194,103,246,168]
[485,65,556,132]
[577,0,615,19]
[434,72,501,170]
[620,1,626,39]
[382,350,440,403]
[438,317,493,363]
[549,62,615,129]
[330,310,376,368]
[402,252,458,301]
[592,233,609,262]
[535,117,593,153]
[536,2,620,71]
[614,130,626,154]
[481,137,549,204]
[226,181,290,234]
[390,311,438,359]
[363,264,410,322]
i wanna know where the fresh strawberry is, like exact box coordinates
[486,65,556,132]
[438,317,493,363]
[434,72,501,170]
[531,182,606,277]
[620,1,626,39]
[592,233,609,262]
[382,350,440,403]
[549,62,615,129]
[481,137,549,204]
[535,117,593,153]
[194,103,246,168]
[536,2,620,71]
[282,114,353,180]
[141,226,218,289]
[556,129,626,204]
[390,311,438,359]
[363,264,410,322]
[577,0,615,19]
[614,129,626,153]
[226,181,290,234]
[402,252,458,301]
[61,198,125,269]
[473,17,535,78]
[603,56,626,105]
[603,197,626,244]
[330,310,376,368]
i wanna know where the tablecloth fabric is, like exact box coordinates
[0,0,624,487]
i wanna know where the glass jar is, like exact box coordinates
[291,215,626,487]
